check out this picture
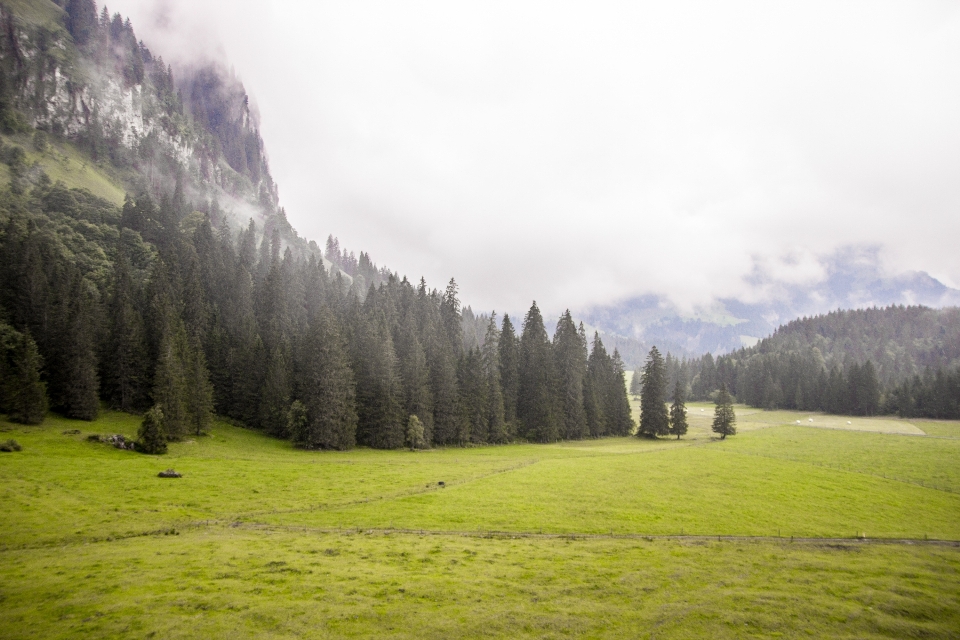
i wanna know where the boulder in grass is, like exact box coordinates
[158,469,182,478]
[0,439,22,452]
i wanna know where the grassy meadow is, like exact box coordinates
[2,405,959,638]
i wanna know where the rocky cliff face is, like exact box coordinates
[0,0,280,234]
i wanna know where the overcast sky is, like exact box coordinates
[109,0,960,316]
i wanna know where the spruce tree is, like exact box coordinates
[669,379,688,439]
[517,302,558,442]
[102,253,147,412]
[137,405,167,454]
[498,314,520,427]
[584,333,609,437]
[638,346,669,438]
[481,315,508,443]
[297,309,357,450]
[395,308,433,441]
[553,310,587,440]
[711,383,737,439]
[458,347,486,444]
[4,328,47,424]
[65,276,100,420]
[405,414,426,450]
[184,334,214,436]
[153,319,189,441]
[428,320,460,446]
[606,349,635,436]
[259,345,291,437]
[629,367,641,396]
[354,312,405,449]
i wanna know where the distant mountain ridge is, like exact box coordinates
[581,251,960,367]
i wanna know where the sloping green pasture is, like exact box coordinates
[1,408,959,638]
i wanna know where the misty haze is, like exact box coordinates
[0,0,958,638]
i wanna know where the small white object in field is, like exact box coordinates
[847,421,852,424]
[796,420,801,424]
[700,409,704,412]
[808,418,813,422]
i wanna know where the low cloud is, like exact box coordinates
[109,0,960,317]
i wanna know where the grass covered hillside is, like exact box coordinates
[1,406,959,638]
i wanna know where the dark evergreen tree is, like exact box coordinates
[136,405,167,454]
[499,313,520,427]
[1,325,47,424]
[153,317,189,440]
[481,315,508,443]
[606,349,635,436]
[553,310,587,440]
[184,334,214,436]
[296,310,357,450]
[517,302,558,442]
[629,367,641,396]
[57,271,100,420]
[458,347,487,444]
[712,383,736,439]
[427,316,461,446]
[395,308,433,442]
[584,333,609,437]
[259,345,291,437]
[638,346,669,438]
[353,312,404,449]
[669,380,688,439]
[102,253,147,412]
[405,414,427,449]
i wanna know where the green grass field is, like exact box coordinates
[2,407,959,638]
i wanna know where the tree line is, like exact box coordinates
[0,179,634,448]
[631,306,960,419]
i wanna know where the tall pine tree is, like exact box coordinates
[638,346,669,438]
[517,302,558,442]
[669,379,688,439]
[553,310,587,440]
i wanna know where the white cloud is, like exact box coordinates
[109,0,960,316]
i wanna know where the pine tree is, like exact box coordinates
[638,346,669,437]
[153,319,189,441]
[102,253,147,412]
[136,405,167,454]
[499,314,520,427]
[184,334,214,436]
[259,345,291,437]
[440,278,462,355]
[395,308,433,442]
[669,379,688,439]
[297,310,357,450]
[405,414,426,450]
[481,315,508,443]
[629,367,641,396]
[711,383,737,439]
[286,400,309,445]
[517,302,558,442]
[59,271,100,420]
[606,349,635,436]
[458,347,486,444]
[584,333,609,437]
[553,310,587,440]
[3,328,47,424]
[428,319,461,446]
[354,312,405,449]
